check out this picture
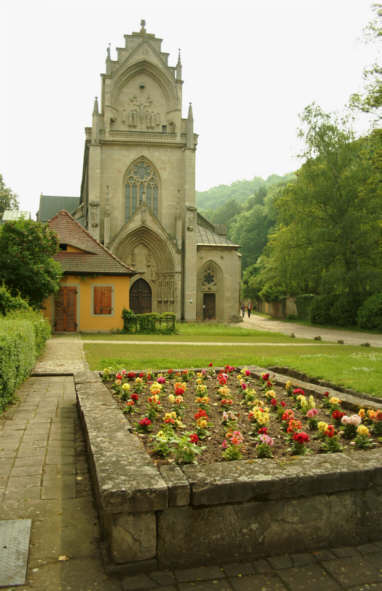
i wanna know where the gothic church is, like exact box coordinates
[54,21,241,322]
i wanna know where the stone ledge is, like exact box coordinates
[76,383,168,513]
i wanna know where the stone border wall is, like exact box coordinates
[75,367,382,574]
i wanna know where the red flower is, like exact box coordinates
[332,410,345,421]
[280,401,286,407]
[292,388,305,396]
[131,393,139,401]
[139,372,145,378]
[189,433,199,443]
[325,425,336,438]
[127,371,136,379]
[139,417,152,427]
[282,409,294,421]
[271,398,278,406]
[167,369,174,374]
[116,372,122,380]
[266,380,272,388]
[258,427,268,434]
[208,362,213,367]
[293,431,309,444]
[324,391,329,397]
[261,373,270,381]
[194,409,208,420]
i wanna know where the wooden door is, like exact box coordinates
[203,293,216,320]
[130,279,152,314]
[55,287,77,332]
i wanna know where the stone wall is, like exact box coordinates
[75,368,382,574]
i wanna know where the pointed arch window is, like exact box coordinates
[125,159,159,221]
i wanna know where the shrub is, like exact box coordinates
[357,293,382,330]
[0,284,31,316]
[295,294,315,321]
[330,293,362,327]
[310,295,336,325]
[122,309,176,334]
[0,311,50,411]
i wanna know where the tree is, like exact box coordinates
[0,220,62,308]
[258,104,382,306]
[0,174,18,220]
[349,3,381,123]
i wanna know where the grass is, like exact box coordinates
[80,323,308,343]
[84,341,382,398]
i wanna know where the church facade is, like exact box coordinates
[73,21,241,322]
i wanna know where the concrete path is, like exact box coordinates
[240,313,382,347]
[1,337,382,590]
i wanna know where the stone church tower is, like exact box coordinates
[74,21,241,322]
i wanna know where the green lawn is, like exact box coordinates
[80,323,308,343]
[84,341,382,398]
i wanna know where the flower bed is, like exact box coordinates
[102,365,382,465]
[76,366,382,572]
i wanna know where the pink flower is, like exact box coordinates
[349,414,362,426]
[306,408,318,418]
[259,434,274,446]
[245,369,251,376]
[157,377,166,384]
[241,382,247,390]
[221,439,228,449]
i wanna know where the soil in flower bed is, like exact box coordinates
[102,366,382,465]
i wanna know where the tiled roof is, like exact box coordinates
[49,210,135,276]
[38,195,80,222]
[196,224,239,247]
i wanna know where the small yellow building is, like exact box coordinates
[43,210,135,332]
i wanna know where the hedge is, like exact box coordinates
[0,311,51,411]
[122,309,176,334]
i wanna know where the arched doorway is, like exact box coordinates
[203,293,216,320]
[130,278,152,314]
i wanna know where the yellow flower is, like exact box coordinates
[122,383,130,391]
[358,408,365,418]
[308,396,316,409]
[218,386,231,398]
[329,397,341,406]
[357,425,370,437]
[367,410,376,419]
[265,389,276,399]
[318,421,328,432]
[197,418,208,429]
[150,382,162,395]
[168,394,175,404]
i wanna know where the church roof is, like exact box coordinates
[49,210,135,276]
[38,195,80,222]
[196,223,239,248]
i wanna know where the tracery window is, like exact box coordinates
[125,159,159,221]
[201,263,217,291]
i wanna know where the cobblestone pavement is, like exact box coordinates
[0,338,381,590]
[240,314,382,348]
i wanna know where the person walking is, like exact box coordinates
[240,303,245,318]
[247,301,252,318]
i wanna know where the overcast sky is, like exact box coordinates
[1,0,377,217]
